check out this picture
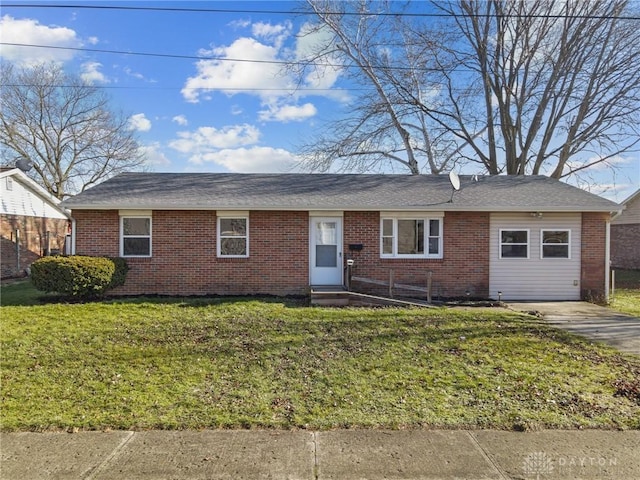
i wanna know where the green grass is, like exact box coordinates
[2,298,639,432]
[610,269,640,317]
[610,289,640,317]
[0,279,54,306]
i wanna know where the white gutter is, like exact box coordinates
[71,217,77,255]
[605,218,611,303]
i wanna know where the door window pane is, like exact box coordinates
[316,245,337,267]
[316,222,337,245]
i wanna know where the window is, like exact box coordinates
[500,229,528,258]
[541,230,570,258]
[6,177,13,191]
[121,216,151,257]
[380,217,442,258]
[218,217,248,257]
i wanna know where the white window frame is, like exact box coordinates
[217,213,249,258]
[120,215,152,258]
[380,216,443,259]
[540,229,571,259]
[6,177,13,191]
[499,229,529,259]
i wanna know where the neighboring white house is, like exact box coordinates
[0,168,71,278]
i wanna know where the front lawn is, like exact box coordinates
[2,298,639,432]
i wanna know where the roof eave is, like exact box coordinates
[64,204,620,213]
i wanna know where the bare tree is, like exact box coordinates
[294,0,461,174]
[298,0,640,179]
[406,0,640,178]
[1,62,145,199]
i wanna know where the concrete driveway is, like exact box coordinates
[507,301,640,356]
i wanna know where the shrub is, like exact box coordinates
[108,256,129,290]
[31,256,129,298]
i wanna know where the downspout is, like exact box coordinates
[604,217,611,303]
[71,217,77,255]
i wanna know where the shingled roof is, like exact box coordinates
[62,173,620,213]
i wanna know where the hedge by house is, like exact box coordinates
[30,256,129,298]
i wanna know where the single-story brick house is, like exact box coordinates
[62,173,621,301]
[1,167,71,278]
[611,189,639,270]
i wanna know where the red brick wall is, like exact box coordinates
[343,211,490,299]
[1,214,69,278]
[72,209,607,300]
[611,223,640,269]
[581,212,609,300]
[74,210,309,296]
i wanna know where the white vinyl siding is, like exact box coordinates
[0,175,68,219]
[612,193,640,225]
[490,213,581,300]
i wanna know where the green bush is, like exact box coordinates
[108,257,129,290]
[31,256,129,298]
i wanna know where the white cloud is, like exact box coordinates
[168,125,297,172]
[87,36,99,45]
[252,21,292,48]
[181,20,348,126]
[229,19,251,29]
[196,146,298,173]
[252,21,290,39]
[182,37,291,103]
[562,155,634,176]
[140,143,171,167]
[123,66,145,80]
[169,124,260,154]
[259,102,317,122]
[294,22,346,97]
[172,115,188,126]
[80,61,109,84]
[128,113,152,132]
[0,15,81,65]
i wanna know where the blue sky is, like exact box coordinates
[1,1,638,202]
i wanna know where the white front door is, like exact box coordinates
[310,217,343,285]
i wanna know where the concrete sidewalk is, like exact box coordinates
[506,301,640,356]
[1,429,639,479]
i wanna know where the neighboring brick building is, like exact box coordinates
[1,168,71,278]
[62,173,621,301]
[611,189,640,270]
